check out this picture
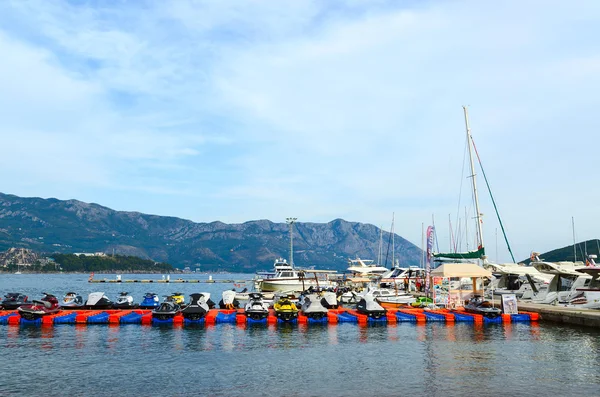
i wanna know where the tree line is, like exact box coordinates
[48,253,174,272]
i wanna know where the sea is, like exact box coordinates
[1,273,599,397]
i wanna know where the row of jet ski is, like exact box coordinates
[1,289,389,322]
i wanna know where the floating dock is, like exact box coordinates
[88,278,248,284]
[0,307,537,327]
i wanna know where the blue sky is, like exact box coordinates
[1,0,599,262]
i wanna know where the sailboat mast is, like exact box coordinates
[572,216,577,262]
[463,106,485,252]
[378,225,383,266]
[391,212,395,267]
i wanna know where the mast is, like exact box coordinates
[463,105,485,252]
[378,225,383,267]
[391,212,395,267]
[421,222,425,269]
[572,216,576,262]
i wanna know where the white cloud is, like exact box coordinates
[0,0,598,261]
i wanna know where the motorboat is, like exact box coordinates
[300,292,329,319]
[219,289,240,309]
[139,293,160,309]
[356,292,387,319]
[463,295,502,318]
[113,292,136,309]
[273,294,299,321]
[483,261,552,299]
[524,260,590,304]
[255,258,294,279]
[152,296,180,320]
[337,287,361,305]
[244,293,270,320]
[0,292,29,310]
[564,265,600,309]
[258,269,337,293]
[85,292,113,309]
[379,266,425,290]
[368,287,416,306]
[347,258,389,277]
[181,293,210,320]
[18,293,61,320]
[60,292,84,309]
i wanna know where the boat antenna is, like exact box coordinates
[286,217,297,267]
[463,106,485,254]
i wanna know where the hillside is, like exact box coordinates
[521,239,600,264]
[0,193,422,272]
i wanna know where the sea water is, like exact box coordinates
[1,274,599,397]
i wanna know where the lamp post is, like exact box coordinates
[286,217,297,267]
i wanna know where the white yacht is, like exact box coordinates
[257,269,337,293]
[379,266,425,288]
[255,258,293,279]
[524,260,591,304]
[346,258,389,277]
[568,265,600,309]
[483,262,552,298]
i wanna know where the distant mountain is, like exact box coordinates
[0,193,422,272]
[521,239,600,264]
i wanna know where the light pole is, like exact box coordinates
[286,217,297,267]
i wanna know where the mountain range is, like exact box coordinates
[0,193,422,272]
[521,239,600,264]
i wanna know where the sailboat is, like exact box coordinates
[431,107,548,302]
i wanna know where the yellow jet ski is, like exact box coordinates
[273,295,299,321]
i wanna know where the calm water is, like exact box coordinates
[1,274,599,397]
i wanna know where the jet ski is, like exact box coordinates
[464,295,502,318]
[219,289,240,309]
[320,290,339,309]
[181,293,210,320]
[168,292,186,307]
[410,296,434,308]
[1,292,29,310]
[139,293,160,309]
[113,292,136,309]
[301,292,329,320]
[200,292,216,309]
[273,294,299,321]
[152,296,181,320]
[18,293,61,320]
[356,292,387,319]
[85,292,113,309]
[244,293,270,320]
[60,292,84,309]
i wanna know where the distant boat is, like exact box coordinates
[346,258,388,277]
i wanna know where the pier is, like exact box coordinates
[88,277,249,284]
[504,301,600,328]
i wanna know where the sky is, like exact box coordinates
[0,0,599,262]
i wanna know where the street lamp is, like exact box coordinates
[286,217,297,267]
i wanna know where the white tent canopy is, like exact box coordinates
[430,263,492,278]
